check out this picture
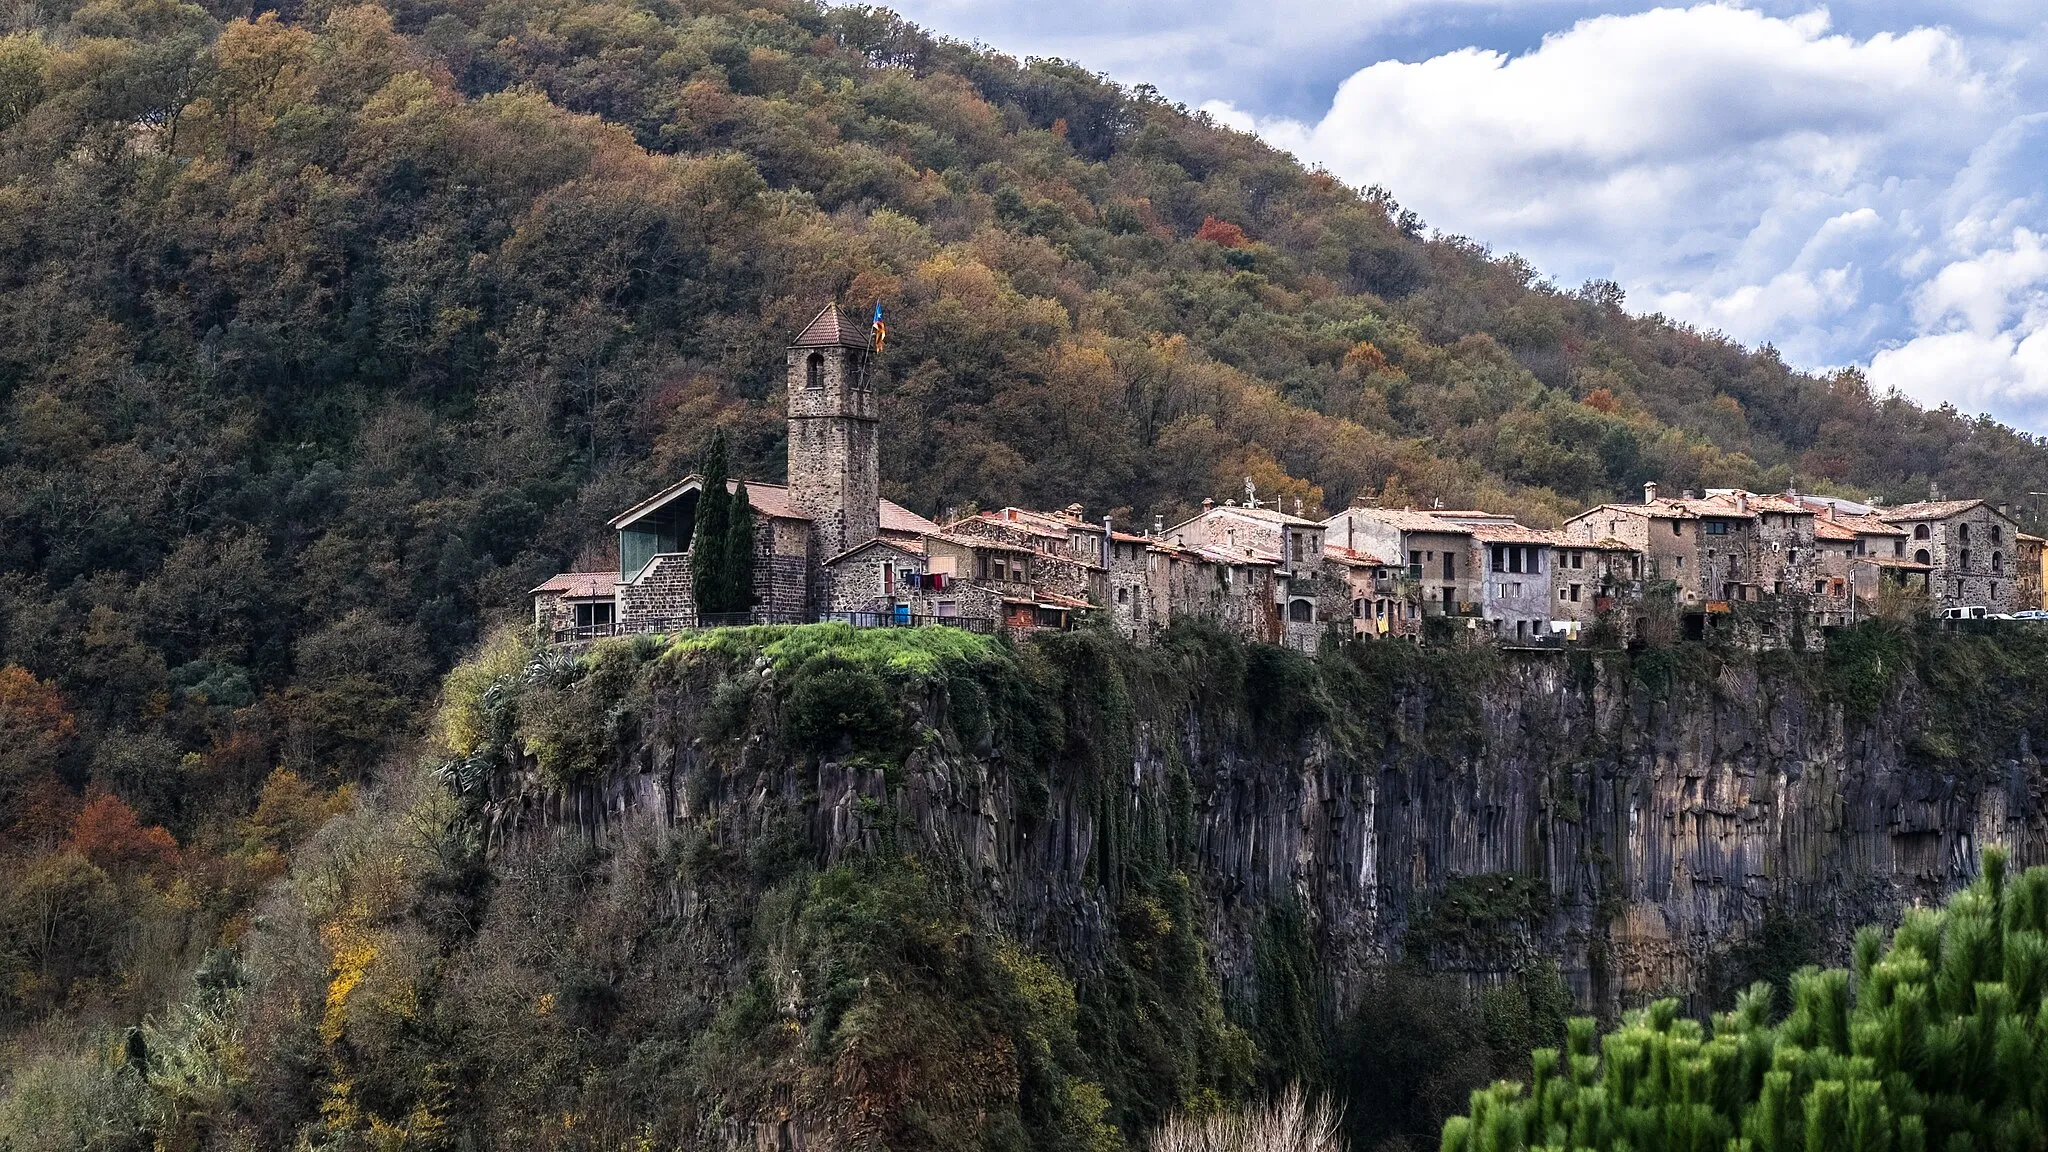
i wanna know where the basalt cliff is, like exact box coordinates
[482,624,2047,1015]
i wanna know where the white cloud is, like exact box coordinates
[884,0,2048,429]
[1197,3,2048,430]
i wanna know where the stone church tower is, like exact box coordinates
[786,305,880,560]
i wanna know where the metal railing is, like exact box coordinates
[823,611,1000,633]
[550,610,997,644]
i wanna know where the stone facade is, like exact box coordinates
[1881,500,2027,613]
[617,553,694,627]
[787,315,881,561]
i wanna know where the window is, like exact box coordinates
[573,601,615,629]
[1894,540,1904,557]
[1569,584,1582,603]
[1672,521,1683,536]
[882,563,895,595]
[1559,587,1569,601]
[1443,552,1455,580]
[1992,525,2003,544]
[1993,552,2004,574]
[1961,549,1972,567]
[1705,521,1727,536]
[1116,586,1128,604]
[1960,523,1971,542]
[1788,548,1798,565]
[1492,544,1506,571]
[1915,524,1930,540]
[1571,551,1584,569]
[1292,534,1306,563]
[806,351,824,389]
[1813,581,1825,594]
[1288,599,1315,623]
[1916,548,1931,566]
[1675,556,1684,569]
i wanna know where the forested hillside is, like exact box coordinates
[4,0,2048,1115]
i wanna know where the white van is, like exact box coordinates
[1939,606,1989,620]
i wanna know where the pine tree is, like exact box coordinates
[690,431,733,616]
[723,482,756,617]
[1440,847,2048,1152]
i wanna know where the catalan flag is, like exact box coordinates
[871,303,887,353]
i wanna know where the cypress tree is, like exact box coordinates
[691,431,733,615]
[723,481,756,617]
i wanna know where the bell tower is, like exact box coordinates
[786,305,880,559]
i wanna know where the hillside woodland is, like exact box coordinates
[5,0,2048,1146]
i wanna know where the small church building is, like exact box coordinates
[533,306,939,636]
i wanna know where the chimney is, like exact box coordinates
[1201,498,1214,513]
[1102,516,1113,568]
[1826,504,1838,522]
[1644,481,1660,504]
[1153,515,1164,536]
[1682,489,1697,500]
[1736,493,1749,514]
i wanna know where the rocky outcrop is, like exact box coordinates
[483,639,2048,1016]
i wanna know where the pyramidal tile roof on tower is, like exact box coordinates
[790,305,873,349]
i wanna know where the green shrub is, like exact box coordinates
[780,656,906,756]
[1441,848,2048,1152]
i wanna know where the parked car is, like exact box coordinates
[1940,606,1990,620]
[2013,610,2048,621]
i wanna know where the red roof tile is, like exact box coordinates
[531,571,618,598]
[791,305,873,349]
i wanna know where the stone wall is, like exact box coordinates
[618,553,694,627]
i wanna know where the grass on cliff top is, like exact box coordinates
[664,622,1009,681]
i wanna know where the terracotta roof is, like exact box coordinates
[1166,504,1322,536]
[822,537,926,566]
[1577,537,1638,552]
[876,499,942,536]
[531,571,618,598]
[1880,499,1990,522]
[1469,523,1565,545]
[1813,520,1857,541]
[609,476,937,536]
[928,530,1035,554]
[1190,545,1279,567]
[1860,556,1934,571]
[1323,545,1390,568]
[1571,500,1700,521]
[2021,532,2046,545]
[1333,508,1480,533]
[790,304,873,350]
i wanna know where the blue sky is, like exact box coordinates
[887,1,2048,432]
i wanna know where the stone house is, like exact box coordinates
[1323,546,1401,638]
[1164,501,1337,651]
[1797,498,1909,624]
[1470,522,1562,643]
[1566,484,1704,604]
[530,571,619,638]
[822,536,930,619]
[905,531,1090,635]
[532,306,941,637]
[1323,506,1499,623]
[1547,538,1641,639]
[1878,500,2027,613]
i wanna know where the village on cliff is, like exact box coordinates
[534,307,2048,654]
